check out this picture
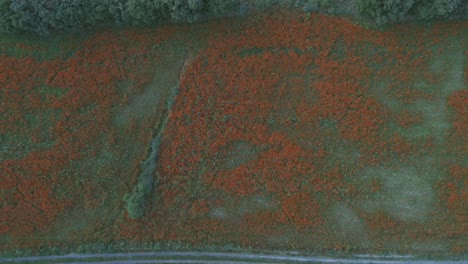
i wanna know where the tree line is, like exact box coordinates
[0,0,466,36]
[356,0,467,24]
[0,0,240,35]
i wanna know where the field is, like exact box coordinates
[0,10,467,258]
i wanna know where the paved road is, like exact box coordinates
[0,251,466,263]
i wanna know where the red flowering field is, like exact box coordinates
[0,11,466,257]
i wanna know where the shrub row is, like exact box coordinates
[0,0,466,35]
[356,0,467,24]
[296,0,466,24]
[0,0,240,35]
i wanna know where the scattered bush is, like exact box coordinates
[123,182,147,219]
[123,121,163,219]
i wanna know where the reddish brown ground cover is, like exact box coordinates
[1,28,176,247]
[0,11,466,255]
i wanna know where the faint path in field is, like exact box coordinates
[344,34,467,255]
[121,54,191,218]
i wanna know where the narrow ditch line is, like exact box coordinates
[123,58,186,219]
[15,176,45,214]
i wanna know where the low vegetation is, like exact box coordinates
[124,181,151,219]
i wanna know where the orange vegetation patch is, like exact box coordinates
[144,11,466,252]
[0,28,174,241]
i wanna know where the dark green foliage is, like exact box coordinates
[163,0,204,22]
[5,0,108,34]
[107,0,132,25]
[313,0,333,9]
[123,123,161,219]
[414,0,465,19]
[0,0,464,34]
[123,182,147,219]
[123,163,155,219]
[357,0,466,24]
[126,0,166,25]
[300,0,351,14]
[0,0,241,35]
[357,0,416,24]
[9,0,45,34]
[205,0,240,17]
[0,0,16,33]
[34,0,106,31]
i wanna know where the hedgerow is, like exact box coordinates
[357,0,467,24]
[0,0,240,35]
[0,0,466,35]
